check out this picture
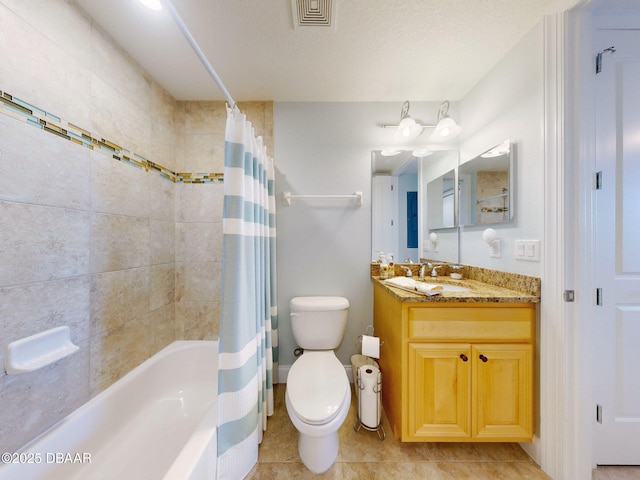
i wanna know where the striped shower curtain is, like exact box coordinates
[217,106,278,480]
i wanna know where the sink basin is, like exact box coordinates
[384,276,471,294]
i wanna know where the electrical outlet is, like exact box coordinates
[515,240,541,261]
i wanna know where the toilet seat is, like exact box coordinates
[287,352,349,426]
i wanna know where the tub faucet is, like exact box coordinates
[400,266,413,277]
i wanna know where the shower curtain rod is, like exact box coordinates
[162,0,237,109]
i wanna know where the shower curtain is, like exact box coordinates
[217,106,278,480]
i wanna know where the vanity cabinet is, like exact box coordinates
[373,281,536,442]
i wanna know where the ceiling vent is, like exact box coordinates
[291,0,336,29]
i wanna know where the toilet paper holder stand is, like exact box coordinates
[353,366,386,441]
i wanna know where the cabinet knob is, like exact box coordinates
[459,353,468,362]
[479,354,488,363]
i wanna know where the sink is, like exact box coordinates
[384,276,472,294]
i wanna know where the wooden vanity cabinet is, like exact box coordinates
[373,281,535,442]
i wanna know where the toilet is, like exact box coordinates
[285,296,351,474]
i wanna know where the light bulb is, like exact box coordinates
[140,0,163,11]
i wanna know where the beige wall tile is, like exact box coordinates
[89,21,154,113]
[90,151,151,218]
[176,301,220,340]
[175,262,221,303]
[150,220,175,265]
[0,3,92,128]
[150,263,175,311]
[90,213,150,273]
[90,74,152,159]
[89,318,150,396]
[179,101,226,136]
[90,268,150,335]
[175,222,223,263]
[175,183,224,223]
[0,201,90,286]
[1,0,93,68]
[179,133,224,173]
[146,303,179,353]
[149,175,176,222]
[0,115,91,210]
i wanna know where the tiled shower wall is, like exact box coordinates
[0,0,273,453]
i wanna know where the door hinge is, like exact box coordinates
[563,290,575,302]
[390,184,394,191]
[596,46,616,74]
[596,404,603,424]
[596,288,603,306]
[595,171,603,190]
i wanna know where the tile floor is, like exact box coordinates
[246,384,552,479]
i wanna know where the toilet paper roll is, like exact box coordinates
[361,335,380,359]
[358,365,381,428]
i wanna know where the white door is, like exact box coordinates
[371,175,398,261]
[593,29,640,465]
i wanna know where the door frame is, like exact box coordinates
[558,4,640,478]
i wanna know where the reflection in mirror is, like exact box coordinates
[426,169,455,230]
[458,140,513,227]
[371,150,419,263]
[371,149,460,265]
[419,150,459,264]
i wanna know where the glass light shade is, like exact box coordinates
[381,148,401,156]
[412,148,433,157]
[140,0,163,10]
[430,117,461,141]
[394,117,423,141]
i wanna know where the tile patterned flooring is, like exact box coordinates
[246,384,552,479]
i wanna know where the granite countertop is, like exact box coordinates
[372,276,540,304]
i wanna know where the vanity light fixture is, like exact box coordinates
[380,100,461,142]
[394,101,423,141]
[140,0,163,11]
[430,100,461,141]
[482,228,502,258]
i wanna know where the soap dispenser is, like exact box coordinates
[379,252,389,280]
[386,254,395,279]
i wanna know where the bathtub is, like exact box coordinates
[0,340,218,480]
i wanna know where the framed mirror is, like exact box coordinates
[458,140,514,227]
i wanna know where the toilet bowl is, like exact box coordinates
[285,296,351,473]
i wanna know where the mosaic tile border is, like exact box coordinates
[0,89,224,184]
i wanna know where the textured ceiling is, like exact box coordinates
[73,0,612,102]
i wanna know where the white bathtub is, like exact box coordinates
[0,340,218,480]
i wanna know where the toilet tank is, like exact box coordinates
[290,296,350,350]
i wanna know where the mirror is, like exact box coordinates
[371,150,419,263]
[372,149,459,264]
[458,140,513,226]
[426,169,456,230]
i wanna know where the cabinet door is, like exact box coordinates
[408,343,471,440]
[472,344,533,441]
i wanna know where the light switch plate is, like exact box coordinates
[515,240,540,261]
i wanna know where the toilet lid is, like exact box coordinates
[287,352,349,425]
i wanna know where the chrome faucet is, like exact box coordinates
[400,266,413,277]
[423,262,444,277]
[419,262,431,279]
